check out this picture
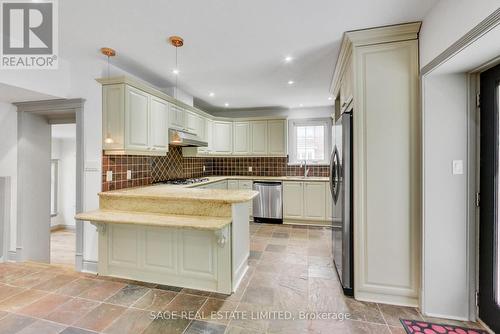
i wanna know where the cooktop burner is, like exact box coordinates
[159,178,210,185]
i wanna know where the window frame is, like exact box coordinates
[288,118,332,166]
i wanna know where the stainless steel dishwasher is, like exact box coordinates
[252,181,283,223]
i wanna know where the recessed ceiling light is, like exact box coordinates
[328,96,333,101]
[299,104,303,107]
[224,103,229,107]
[209,92,215,97]
[287,80,295,85]
[172,69,179,75]
[284,56,293,63]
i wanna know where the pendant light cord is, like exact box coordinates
[175,47,178,99]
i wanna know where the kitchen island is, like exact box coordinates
[76,185,258,294]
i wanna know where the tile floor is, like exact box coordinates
[50,229,75,266]
[0,223,484,334]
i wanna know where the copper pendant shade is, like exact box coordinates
[100,47,116,57]
[168,36,184,48]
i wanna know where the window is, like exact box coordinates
[288,118,331,165]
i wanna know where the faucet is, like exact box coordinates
[302,160,310,178]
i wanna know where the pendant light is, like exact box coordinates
[168,36,184,99]
[101,47,116,144]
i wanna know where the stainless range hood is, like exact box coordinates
[169,129,208,147]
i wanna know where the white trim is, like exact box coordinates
[14,99,85,271]
[82,259,97,274]
[287,118,332,165]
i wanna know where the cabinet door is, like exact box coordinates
[169,105,185,130]
[283,182,304,219]
[149,97,169,152]
[212,121,233,154]
[125,86,149,151]
[304,182,326,220]
[268,120,287,156]
[185,111,200,135]
[228,180,239,189]
[250,121,268,155]
[239,180,254,217]
[102,84,124,150]
[233,122,250,155]
[198,119,212,154]
[340,58,353,112]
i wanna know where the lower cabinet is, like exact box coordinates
[283,181,329,222]
[283,182,304,219]
[304,182,326,220]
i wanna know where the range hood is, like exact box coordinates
[169,129,208,147]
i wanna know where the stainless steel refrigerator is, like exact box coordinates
[330,111,354,296]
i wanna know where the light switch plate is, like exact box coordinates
[126,170,132,180]
[106,170,113,182]
[248,166,253,172]
[452,160,464,175]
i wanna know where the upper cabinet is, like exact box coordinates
[212,121,233,154]
[183,118,287,157]
[102,83,169,155]
[339,58,353,113]
[233,122,250,155]
[267,120,287,156]
[169,105,185,130]
[250,121,268,155]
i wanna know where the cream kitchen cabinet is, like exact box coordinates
[268,120,287,155]
[304,182,326,220]
[169,104,185,130]
[124,85,149,151]
[102,84,169,155]
[233,122,250,155]
[250,121,268,155]
[197,118,212,154]
[283,182,304,219]
[149,96,170,151]
[213,121,233,154]
[283,181,330,223]
[185,110,205,138]
[228,180,239,189]
[339,58,354,113]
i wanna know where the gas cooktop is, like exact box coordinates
[158,178,210,185]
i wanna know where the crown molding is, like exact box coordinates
[330,22,421,96]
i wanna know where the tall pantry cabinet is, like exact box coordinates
[331,22,421,307]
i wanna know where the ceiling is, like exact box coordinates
[0,83,57,103]
[60,0,437,111]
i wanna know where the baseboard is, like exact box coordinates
[283,219,331,227]
[82,259,97,274]
[356,290,419,308]
[50,225,76,232]
[422,311,470,322]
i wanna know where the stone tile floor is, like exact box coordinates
[0,223,484,333]
[50,229,76,266]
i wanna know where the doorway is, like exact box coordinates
[50,124,76,266]
[479,63,500,333]
[14,99,84,270]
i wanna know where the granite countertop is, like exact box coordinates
[99,185,258,204]
[184,175,330,188]
[75,210,232,230]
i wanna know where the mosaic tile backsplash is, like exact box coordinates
[102,146,329,191]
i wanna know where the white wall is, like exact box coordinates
[17,112,51,262]
[51,135,76,228]
[422,73,471,320]
[0,103,18,257]
[210,106,333,119]
[420,0,500,68]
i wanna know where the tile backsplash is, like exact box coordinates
[102,147,329,191]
